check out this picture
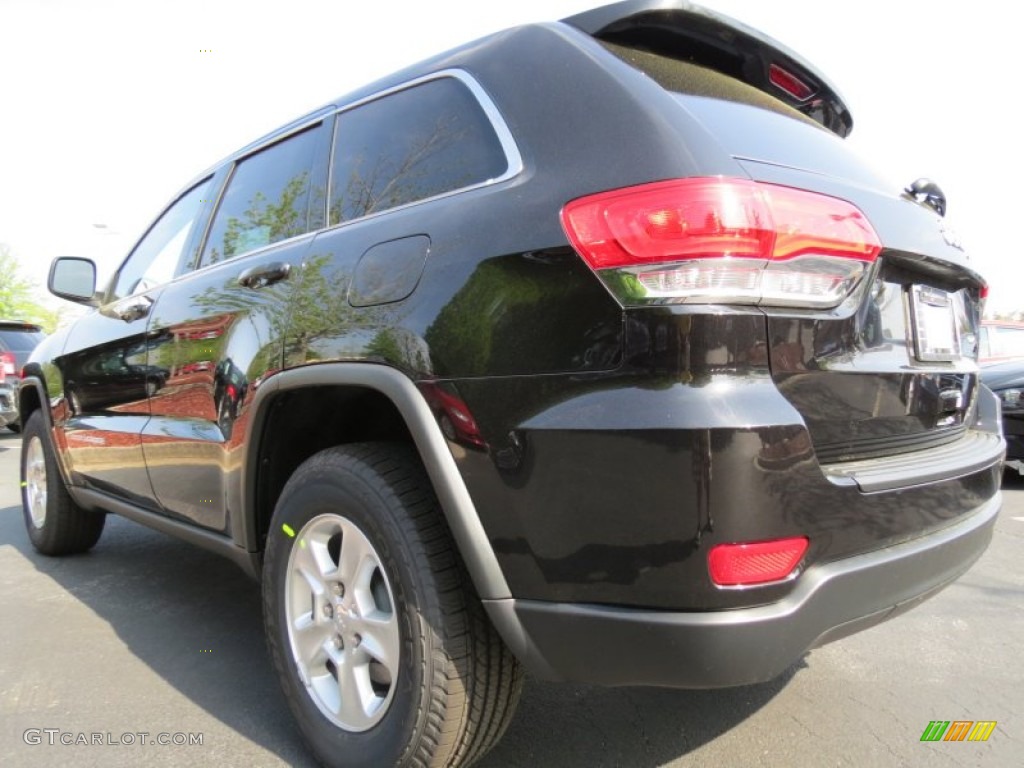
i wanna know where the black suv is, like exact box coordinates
[1,320,44,432]
[18,3,1002,766]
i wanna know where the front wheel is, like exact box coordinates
[262,443,522,768]
[21,411,105,555]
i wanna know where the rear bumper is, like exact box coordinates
[484,491,1000,688]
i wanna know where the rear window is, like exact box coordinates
[674,93,887,188]
[604,43,887,188]
[0,328,43,351]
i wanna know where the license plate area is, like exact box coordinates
[909,285,959,362]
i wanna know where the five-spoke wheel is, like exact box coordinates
[285,513,400,731]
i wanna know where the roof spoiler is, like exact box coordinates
[562,0,853,137]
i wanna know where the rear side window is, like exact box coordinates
[201,125,320,265]
[329,77,508,224]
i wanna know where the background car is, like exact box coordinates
[0,320,44,432]
[979,320,1024,364]
[981,359,1024,474]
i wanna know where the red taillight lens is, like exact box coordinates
[0,352,15,382]
[563,178,773,269]
[768,63,815,102]
[708,536,810,587]
[761,185,881,261]
[561,178,881,308]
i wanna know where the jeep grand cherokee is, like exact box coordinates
[18,2,1002,766]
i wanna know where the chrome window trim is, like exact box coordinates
[325,68,523,230]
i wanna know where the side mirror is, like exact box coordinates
[49,257,100,306]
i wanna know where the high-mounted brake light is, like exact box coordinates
[708,536,809,586]
[769,63,815,102]
[561,178,881,308]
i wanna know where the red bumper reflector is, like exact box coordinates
[708,536,809,586]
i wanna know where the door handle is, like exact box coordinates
[114,296,153,322]
[238,262,291,289]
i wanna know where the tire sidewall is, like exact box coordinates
[263,458,433,768]
[21,412,58,550]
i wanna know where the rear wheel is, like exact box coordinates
[263,443,522,768]
[21,411,105,555]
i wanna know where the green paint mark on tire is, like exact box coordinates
[282,523,296,538]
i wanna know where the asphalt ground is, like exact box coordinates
[1,426,1020,767]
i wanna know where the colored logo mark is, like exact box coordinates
[920,720,997,742]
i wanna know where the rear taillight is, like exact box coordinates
[0,352,15,383]
[708,536,809,587]
[561,178,881,308]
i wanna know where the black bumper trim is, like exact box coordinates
[484,492,1000,688]
[821,430,1005,492]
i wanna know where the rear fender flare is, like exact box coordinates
[241,363,512,600]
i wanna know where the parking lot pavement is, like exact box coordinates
[1,426,1020,767]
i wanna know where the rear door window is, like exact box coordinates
[329,76,509,224]
[200,125,321,266]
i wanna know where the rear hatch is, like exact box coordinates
[564,2,988,465]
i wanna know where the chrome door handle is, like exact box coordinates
[238,262,291,289]
[114,296,153,322]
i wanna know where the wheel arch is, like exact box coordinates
[241,363,512,600]
[17,372,74,487]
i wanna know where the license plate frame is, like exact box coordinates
[909,285,959,362]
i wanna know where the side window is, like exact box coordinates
[201,126,320,265]
[112,179,211,300]
[330,77,508,223]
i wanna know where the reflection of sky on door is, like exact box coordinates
[1,0,1015,312]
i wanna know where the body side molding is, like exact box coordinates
[70,487,261,578]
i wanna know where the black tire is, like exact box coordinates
[263,443,522,768]
[21,411,105,555]
[7,421,20,433]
